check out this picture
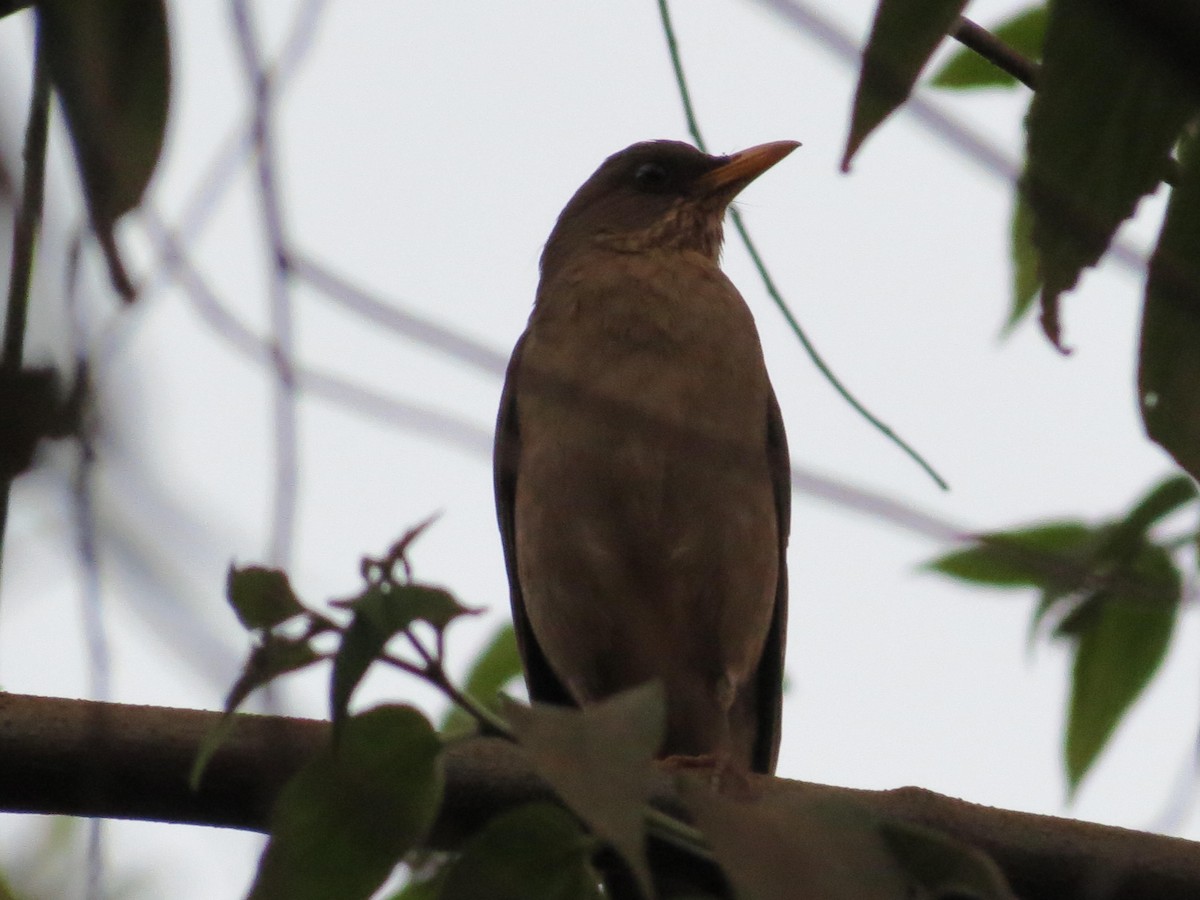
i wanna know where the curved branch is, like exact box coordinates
[0,693,1197,899]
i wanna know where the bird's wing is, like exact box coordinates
[494,333,575,706]
[753,384,792,774]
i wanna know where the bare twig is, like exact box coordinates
[231,0,299,568]
[951,15,1039,90]
[0,25,50,585]
[141,209,494,457]
[62,232,110,900]
[292,254,511,376]
[657,0,948,491]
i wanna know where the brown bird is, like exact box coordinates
[494,140,795,774]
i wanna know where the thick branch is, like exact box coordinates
[0,693,1198,898]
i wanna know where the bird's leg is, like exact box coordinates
[656,672,757,796]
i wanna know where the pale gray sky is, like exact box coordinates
[0,2,1194,897]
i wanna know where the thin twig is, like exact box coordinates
[656,0,948,491]
[403,629,437,670]
[231,0,299,569]
[951,15,1039,90]
[292,254,511,376]
[64,232,111,900]
[378,654,427,681]
[0,26,51,586]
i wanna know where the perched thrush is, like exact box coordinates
[494,140,795,774]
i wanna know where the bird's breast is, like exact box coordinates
[516,248,775,561]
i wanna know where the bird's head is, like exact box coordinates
[540,139,799,277]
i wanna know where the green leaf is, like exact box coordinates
[1064,543,1180,794]
[439,803,602,900]
[441,624,522,737]
[930,6,1045,90]
[227,633,322,714]
[505,683,666,899]
[926,522,1096,588]
[189,712,238,791]
[1121,474,1198,534]
[1003,189,1041,335]
[226,565,305,630]
[879,820,1015,898]
[192,633,322,787]
[38,0,170,296]
[248,705,444,900]
[1140,130,1200,482]
[1021,0,1196,350]
[331,585,475,727]
[842,0,969,170]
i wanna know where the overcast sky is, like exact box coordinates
[0,1,1195,897]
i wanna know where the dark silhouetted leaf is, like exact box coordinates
[1021,0,1196,349]
[1003,190,1041,335]
[226,565,304,630]
[227,633,322,714]
[1140,130,1200,481]
[842,0,968,170]
[505,683,666,898]
[331,585,474,727]
[248,705,443,900]
[879,819,1015,898]
[931,6,1045,90]
[1064,543,1180,794]
[682,785,909,900]
[926,522,1096,588]
[192,632,323,787]
[441,623,522,737]
[0,367,79,479]
[38,0,170,299]
[0,2,32,21]
[440,803,602,900]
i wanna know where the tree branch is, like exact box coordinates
[0,693,1198,899]
[951,15,1038,89]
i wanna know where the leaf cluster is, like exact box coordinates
[928,475,1197,793]
[846,1,1200,481]
[205,524,1017,900]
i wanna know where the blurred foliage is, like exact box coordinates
[842,0,968,170]
[439,623,522,739]
[928,475,1197,792]
[37,0,170,298]
[1141,127,1200,482]
[214,529,1017,898]
[858,0,1200,455]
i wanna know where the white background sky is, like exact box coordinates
[0,1,1196,897]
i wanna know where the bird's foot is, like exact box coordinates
[658,753,758,799]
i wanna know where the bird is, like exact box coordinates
[494,139,795,775]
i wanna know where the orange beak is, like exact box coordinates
[696,140,800,197]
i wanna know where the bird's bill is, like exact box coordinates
[696,140,800,197]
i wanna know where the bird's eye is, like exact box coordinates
[633,162,669,190]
